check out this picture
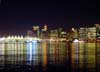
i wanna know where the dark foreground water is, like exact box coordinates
[0,41,100,72]
[0,64,70,72]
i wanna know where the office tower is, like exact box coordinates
[50,29,59,39]
[87,27,96,42]
[33,26,40,37]
[41,25,48,38]
[78,28,87,41]
[58,28,63,38]
[78,26,97,71]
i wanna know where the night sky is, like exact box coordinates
[81,0,99,25]
[0,0,99,35]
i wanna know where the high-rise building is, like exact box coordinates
[87,27,96,42]
[50,29,59,39]
[78,28,88,41]
[58,28,63,38]
[33,26,40,37]
[78,26,97,42]
[67,28,78,41]
[41,25,48,38]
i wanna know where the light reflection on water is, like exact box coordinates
[0,41,100,72]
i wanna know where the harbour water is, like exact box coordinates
[0,40,100,72]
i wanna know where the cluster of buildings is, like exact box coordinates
[0,24,99,71]
[0,24,99,43]
[27,25,67,41]
[27,24,100,42]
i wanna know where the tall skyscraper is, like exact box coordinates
[41,25,48,38]
[33,26,40,37]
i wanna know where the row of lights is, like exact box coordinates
[7,36,24,39]
[0,36,24,41]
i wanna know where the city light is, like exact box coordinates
[0,37,5,41]
[73,39,79,43]
[0,24,99,72]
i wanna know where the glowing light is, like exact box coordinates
[72,28,75,31]
[32,40,38,65]
[32,40,37,55]
[44,25,47,28]
[29,42,32,61]
[17,36,20,39]
[44,25,47,31]
[20,36,23,39]
[8,36,11,39]
[27,41,32,65]
[15,36,17,39]
[0,37,5,41]
[61,32,66,34]
[73,39,79,62]
[60,38,66,41]
[33,26,39,31]
[50,38,55,41]
[32,40,37,43]
[26,38,38,65]
[73,39,79,43]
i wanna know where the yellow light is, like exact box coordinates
[33,26,39,31]
[17,36,20,39]
[43,25,47,31]
[15,36,17,39]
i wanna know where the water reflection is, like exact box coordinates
[0,39,100,72]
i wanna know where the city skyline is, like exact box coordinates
[0,0,99,34]
[0,0,80,34]
[1,0,100,72]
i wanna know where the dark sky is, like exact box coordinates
[0,0,98,35]
[81,0,99,25]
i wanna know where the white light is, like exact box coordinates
[29,42,32,61]
[29,38,33,41]
[73,39,79,43]
[15,36,17,39]
[8,36,11,39]
[17,36,20,39]
[72,28,75,31]
[32,40,37,43]
[0,37,5,41]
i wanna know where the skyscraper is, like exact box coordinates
[33,26,40,37]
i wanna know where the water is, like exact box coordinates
[0,40,100,72]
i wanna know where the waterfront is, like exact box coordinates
[0,39,100,72]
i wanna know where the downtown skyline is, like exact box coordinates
[0,0,99,35]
